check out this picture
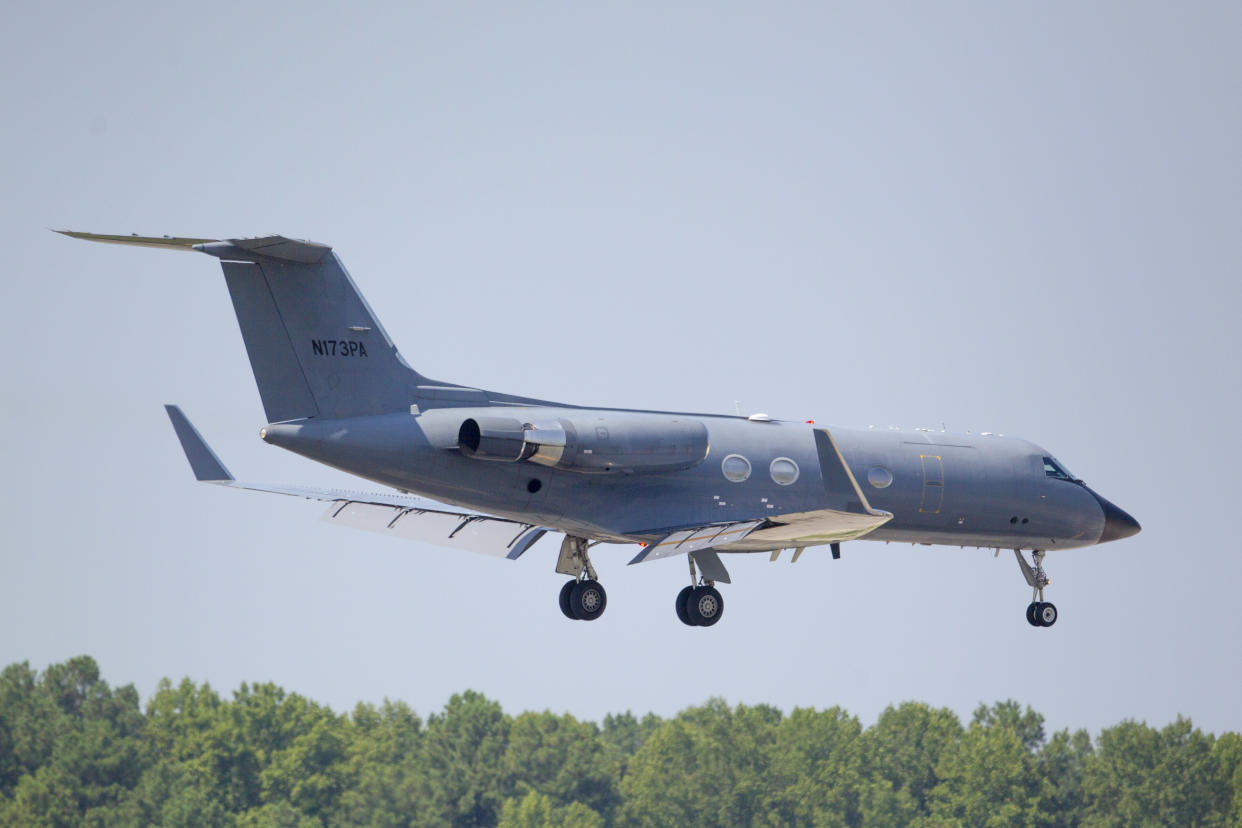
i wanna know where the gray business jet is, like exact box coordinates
[61,231,1140,628]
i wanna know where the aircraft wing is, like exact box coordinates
[164,405,550,560]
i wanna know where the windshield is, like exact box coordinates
[1042,456,1077,481]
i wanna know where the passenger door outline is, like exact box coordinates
[919,454,944,514]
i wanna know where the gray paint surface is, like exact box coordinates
[2,2,1239,738]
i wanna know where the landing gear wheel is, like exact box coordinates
[1016,550,1058,629]
[559,580,578,620]
[675,586,696,626]
[687,586,724,627]
[571,579,607,621]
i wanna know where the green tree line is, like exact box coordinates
[1,656,1239,826]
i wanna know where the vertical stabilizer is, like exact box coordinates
[206,242,424,422]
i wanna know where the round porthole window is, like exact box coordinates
[721,454,751,483]
[868,466,893,489]
[770,457,799,485]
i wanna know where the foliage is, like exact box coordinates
[0,656,1238,826]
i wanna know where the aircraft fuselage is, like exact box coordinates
[260,406,1128,554]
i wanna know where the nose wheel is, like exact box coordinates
[1026,600,1058,627]
[1015,550,1057,627]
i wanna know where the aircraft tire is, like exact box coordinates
[1025,602,1040,627]
[559,580,578,620]
[572,580,607,621]
[687,586,724,627]
[675,586,696,626]
[1036,602,1058,627]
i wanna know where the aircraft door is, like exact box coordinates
[919,454,944,514]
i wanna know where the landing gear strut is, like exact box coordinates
[676,553,724,627]
[556,536,607,621]
[1015,549,1057,627]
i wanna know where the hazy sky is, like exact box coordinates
[3,2,1240,737]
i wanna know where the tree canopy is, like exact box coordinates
[0,656,1238,826]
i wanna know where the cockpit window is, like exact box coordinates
[1043,456,1075,481]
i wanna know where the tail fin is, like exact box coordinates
[207,237,425,422]
[61,232,426,422]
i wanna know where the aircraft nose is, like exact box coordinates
[1088,488,1141,543]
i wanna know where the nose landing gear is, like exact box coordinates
[556,536,607,621]
[1015,549,1057,627]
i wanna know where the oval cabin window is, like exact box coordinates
[721,454,751,483]
[868,466,894,489]
[770,457,799,485]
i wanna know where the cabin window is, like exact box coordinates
[721,454,751,483]
[1043,456,1075,481]
[868,466,893,488]
[770,457,799,485]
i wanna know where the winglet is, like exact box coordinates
[164,405,233,481]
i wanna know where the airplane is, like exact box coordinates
[60,230,1141,628]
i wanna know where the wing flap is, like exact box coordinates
[324,501,548,559]
[628,519,765,564]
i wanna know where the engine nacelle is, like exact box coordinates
[456,416,530,462]
[457,413,708,474]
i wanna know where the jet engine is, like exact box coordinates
[457,414,708,474]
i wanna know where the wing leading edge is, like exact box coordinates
[163,405,549,560]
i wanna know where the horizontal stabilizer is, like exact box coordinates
[56,230,217,250]
[57,230,333,264]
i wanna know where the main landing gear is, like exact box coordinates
[556,536,607,621]
[676,553,725,627]
[1015,549,1057,627]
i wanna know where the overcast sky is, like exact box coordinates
[3,2,1240,737]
